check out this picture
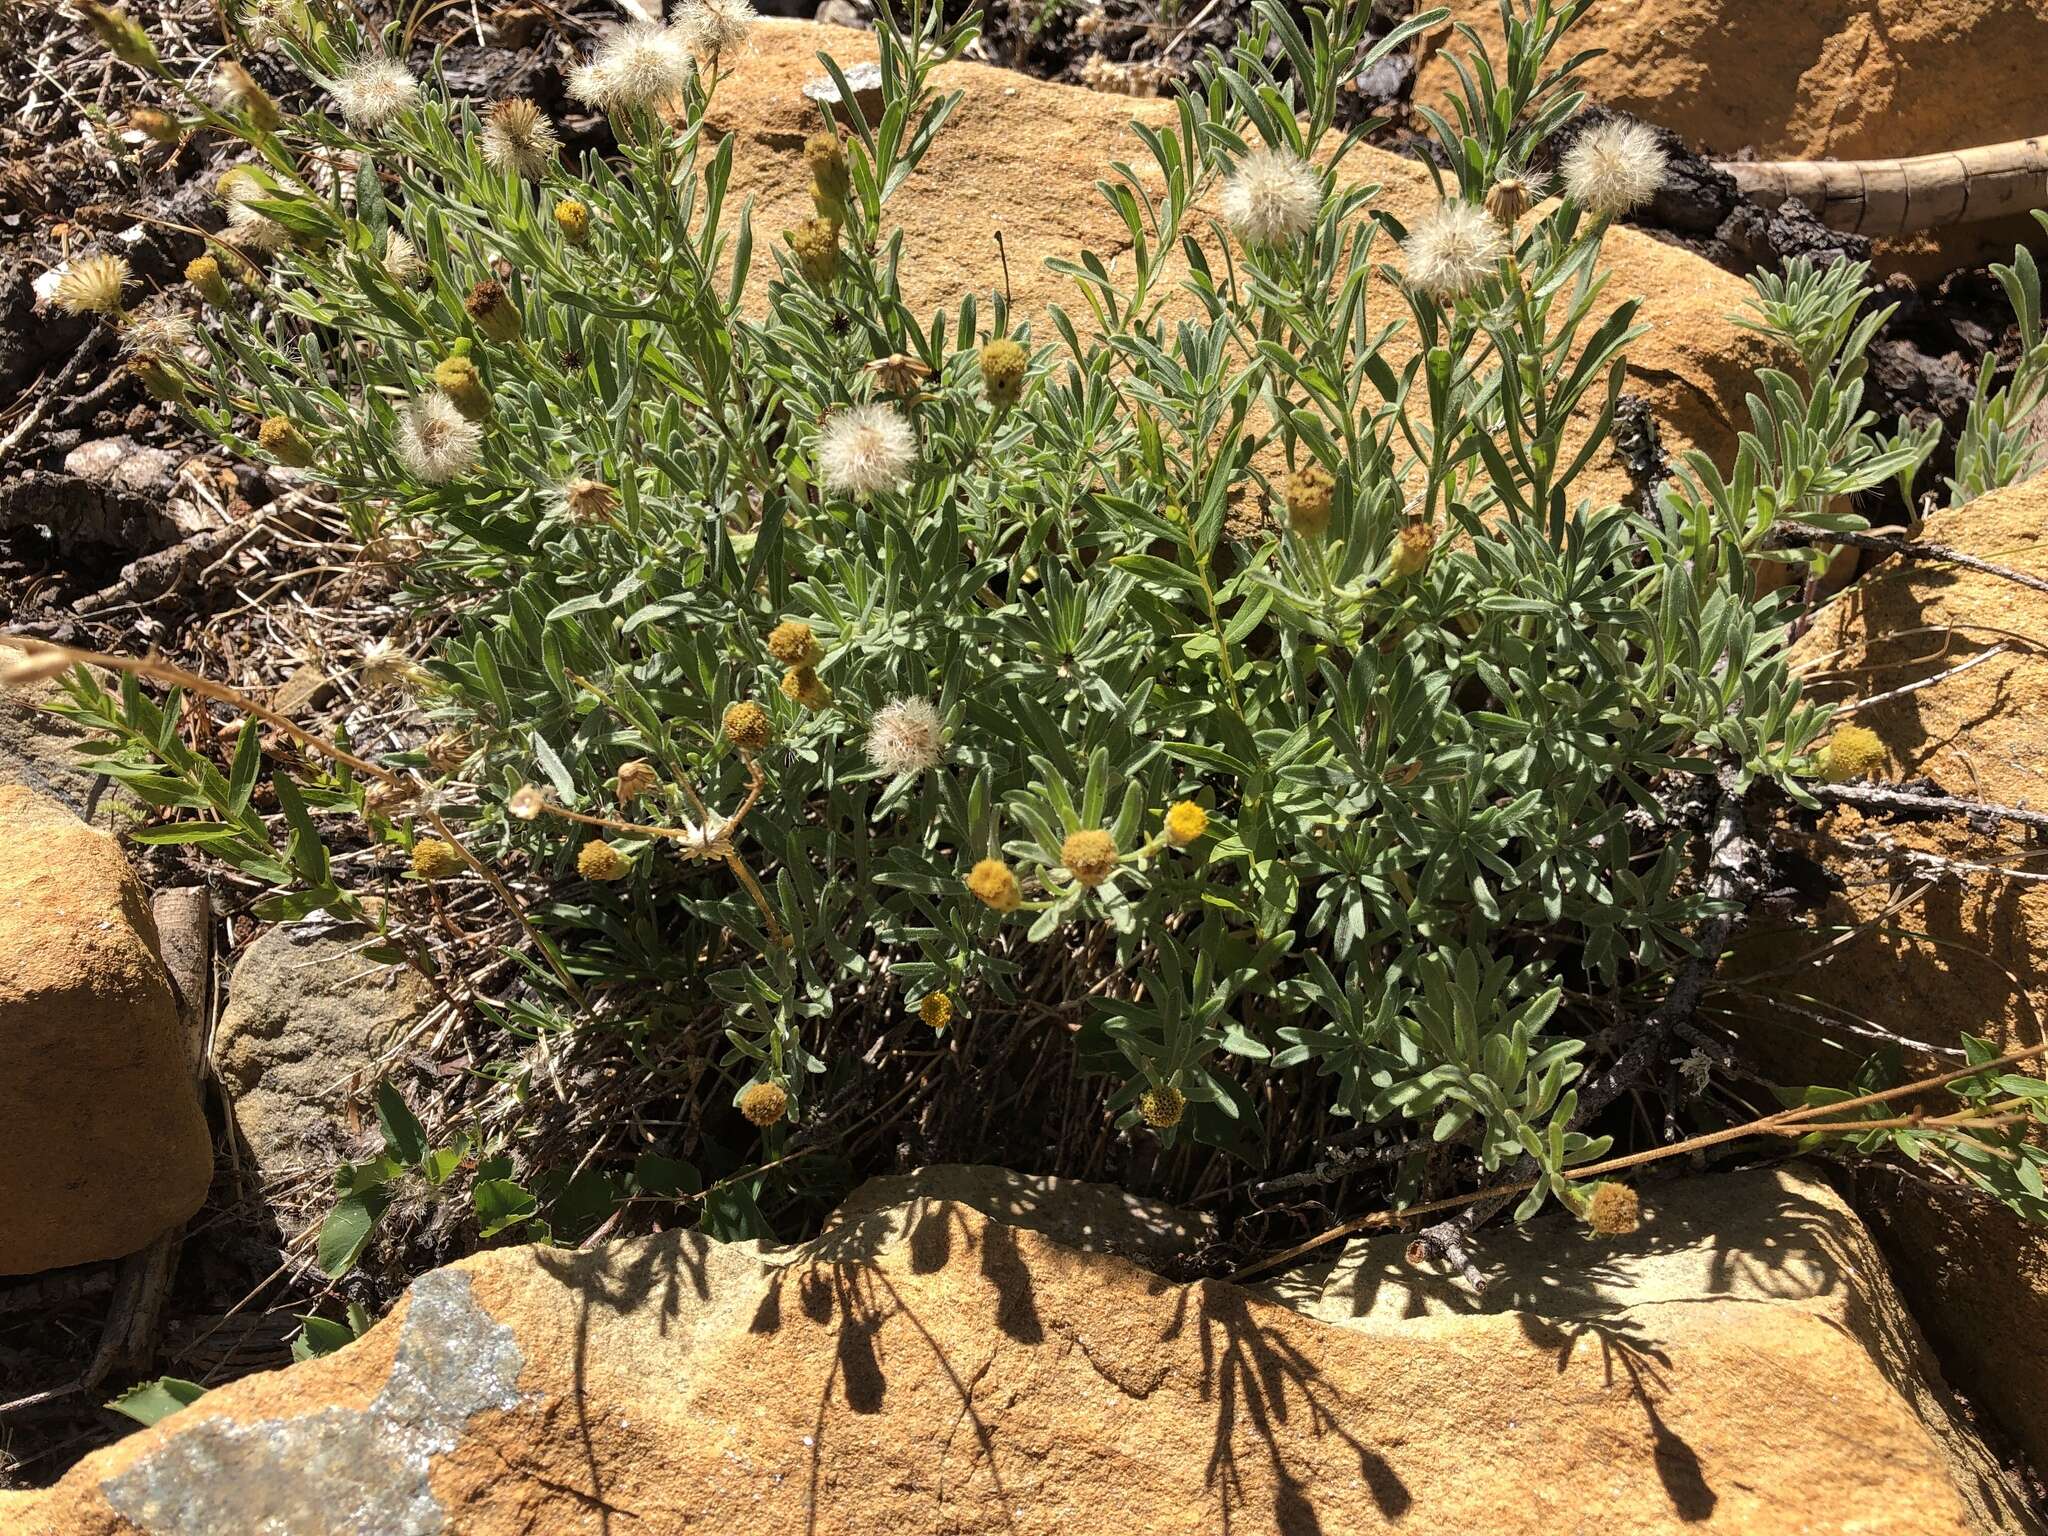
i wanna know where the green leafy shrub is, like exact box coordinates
[59,0,2046,1241]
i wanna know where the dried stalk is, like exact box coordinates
[1230,1036,2048,1285]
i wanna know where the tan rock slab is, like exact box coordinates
[1727,475,2048,1086]
[0,1163,1986,1534]
[0,784,211,1275]
[712,20,1775,514]
[1263,1162,2040,1534]
[1416,0,2048,163]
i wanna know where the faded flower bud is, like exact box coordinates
[865,352,933,397]
[779,665,832,712]
[410,837,464,880]
[966,857,1021,913]
[464,279,522,344]
[1138,1084,1185,1129]
[564,477,619,525]
[257,414,315,468]
[738,1080,788,1127]
[508,783,548,821]
[722,700,773,753]
[213,60,282,132]
[1485,171,1538,229]
[615,758,659,804]
[577,838,632,882]
[424,731,472,773]
[363,778,417,817]
[1388,520,1435,580]
[78,2,159,70]
[126,108,181,145]
[1060,828,1118,888]
[1285,463,1335,538]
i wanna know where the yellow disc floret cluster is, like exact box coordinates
[1060,828,1118,887]
[1819,724,1885,783]
[577,838,631,882]
[1138,1084,1185,1129]
[723,700,774,752]
[739,1080,788,1127]
[967,858,1021,912]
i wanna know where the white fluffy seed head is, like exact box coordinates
[680,0,756,62]
[481,98,560,179]
[865,696,946,778]
[817,402,915,499]
[1219,147,1322,248]
[328,56,419,131]
[569,23,696,111]
[1562,120,1668,219]
[121,309,198,361]
[383,230,427,287]
[395,393,482,483]
[1403,200,1507,300]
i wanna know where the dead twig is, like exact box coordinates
[1769,521,2048,598]
[1813,779,2048,836]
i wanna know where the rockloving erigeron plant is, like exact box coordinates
[47,0,2048,1260]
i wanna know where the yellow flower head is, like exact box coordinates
[1285,463,1335,538]
[1388,520,1436,579]
[410,838,464,881]
[257,415,315,468]
[1819,724,1885,783]
[1138,1084,1185,1129]
[615,758,659,804]
[723,700,773,752]
[766,619,823,669]
[966,857,1021,913]
[977,338,1029,409]
[805,131,851,221]
[464,279,522,344]
[554,198,591,245]
[54,253,130,317]
[433,354,490,421]
[739,1080,788,1127]
[1164,800,1208,847]
[1061,828,1118,887]
[779,665,832,712]
[919,991,954,1030]
[1584,1181,1641,1237]
[185,253,231,307]
[785,216,840,286]
[577,837,631,882]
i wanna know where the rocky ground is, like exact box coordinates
[3,0,2047,1528]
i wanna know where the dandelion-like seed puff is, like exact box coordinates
[680,0,756,63]
[866,697,945,778]
[328,57,419,132]
[1402,201,1507,300]
[568,23,696,112]
[394,394,482,483]
[481,98,561,179]
[1220,147,1322,248]
[1562,120,1668,220]
[818,403,915,500]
